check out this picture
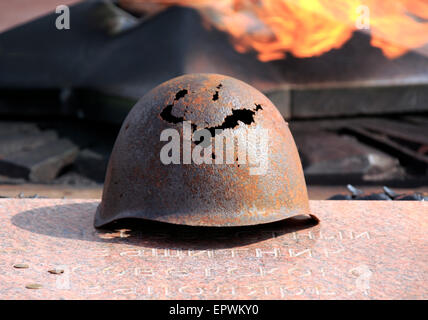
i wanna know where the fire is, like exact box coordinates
[120,0,428,61]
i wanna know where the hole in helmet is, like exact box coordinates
[160,104,183,124]
[203,103,263,138]
[160,87,263,146]
[212,91,219,101]
[175,89,188,101]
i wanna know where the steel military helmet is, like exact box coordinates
[94,73,310,227]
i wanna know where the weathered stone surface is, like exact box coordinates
[0,174,27,185]
[357,118,428,145]
[0,139,78,183]
[290,84,428,118]
[0,122,40,136]
[53,172,100,187]
[0,131,57,156]
[74,149,109,183]
[0,199,426,299]
[293,130,402,183]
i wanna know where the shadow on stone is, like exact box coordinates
[12,202,319,249]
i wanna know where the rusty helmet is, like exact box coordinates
[94,73,310,227]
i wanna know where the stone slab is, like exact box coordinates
[0,139,78,183]
[0,199,426,299]
[293,130,400,183]
[0,131,57,156]
[291,84,428,118]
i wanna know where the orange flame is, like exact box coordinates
[120,0,428,61]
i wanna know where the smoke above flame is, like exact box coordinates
[120,0,428,61]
